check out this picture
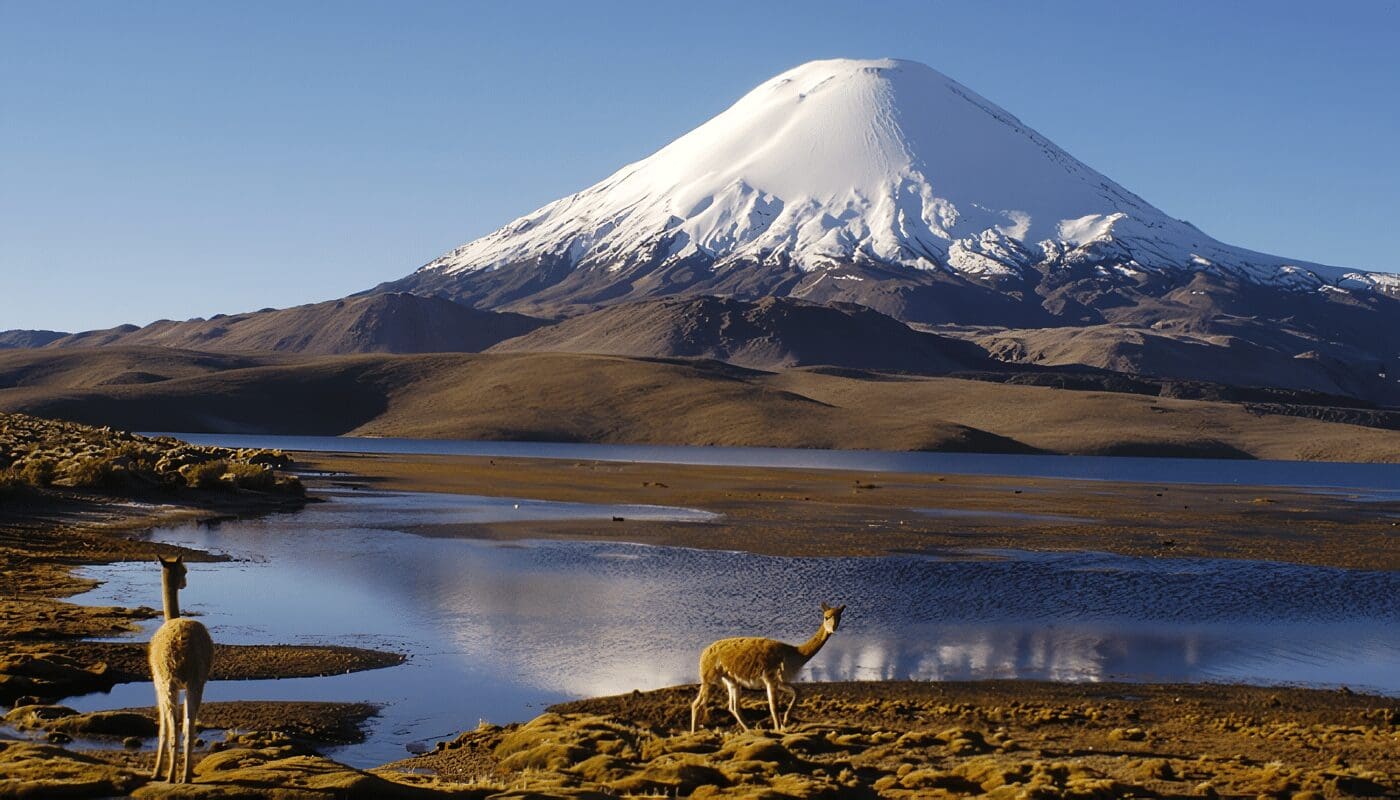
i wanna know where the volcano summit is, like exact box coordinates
[388,59,1395,308]
[379,58,1398,403]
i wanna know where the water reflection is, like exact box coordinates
[68,491,1400,767]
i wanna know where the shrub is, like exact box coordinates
[221,462,275,491]
[61,456,128,489]
[274,474,305,496]
[181,459,229,489]
[16,458,56,487]
[111,441,158,472]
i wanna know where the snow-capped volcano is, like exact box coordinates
[410,58,1394,296]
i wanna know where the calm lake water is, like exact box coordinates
[67,488,1400,768]
[146,433,1400,494]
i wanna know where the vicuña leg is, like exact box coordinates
[763,679,783,731]
[152,684,176,779]
[181,684,203,782]
[165,691,180,783]
[690,682,711,734]
[722,677,749,731]
[779,683,798,729]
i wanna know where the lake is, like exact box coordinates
[65,487,1400,768]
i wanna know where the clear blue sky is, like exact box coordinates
[3,0,1397,332]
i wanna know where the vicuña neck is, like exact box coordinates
[796,623,831,660]
[161,574,180,620]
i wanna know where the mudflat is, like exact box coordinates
[301,451,1400,569]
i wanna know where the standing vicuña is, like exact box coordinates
[149,555,214,783]
[690,602,845,733]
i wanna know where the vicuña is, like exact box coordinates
[691,602,845,733]
[148,555,215,783]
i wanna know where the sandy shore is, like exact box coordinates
[301,451,1400,570]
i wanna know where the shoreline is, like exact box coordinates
[158,429,1400,471]
[299,451,1400,570]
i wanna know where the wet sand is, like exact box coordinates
[302,451,1400,569]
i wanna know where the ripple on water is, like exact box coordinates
[63,489,1400,767]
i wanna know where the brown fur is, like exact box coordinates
[149,556,214,783]
[691,603,844,733]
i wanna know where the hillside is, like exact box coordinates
[1,347,1395,462]
[489,295,990,372]
[44,293,547,355]
[0,330,67,349]
[963,324,1380,400]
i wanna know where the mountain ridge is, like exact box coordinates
[39,293,548,355]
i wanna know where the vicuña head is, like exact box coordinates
[158,555,187,597]
[149,554,215,783]
[691,602,845,734]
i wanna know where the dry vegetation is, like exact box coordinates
[4,683,1394,799]
[0,411,303,495]
[376,682,1399,799]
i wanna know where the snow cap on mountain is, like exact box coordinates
[422,58,1395,294]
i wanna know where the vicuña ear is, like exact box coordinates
[836,605,846,613]
[174,555,184,564]
[820,602,831,612]
[155,557,167,566]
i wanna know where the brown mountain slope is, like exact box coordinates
[488,295,990,373]
[391,257,1400,405]
[0,330,67,349]
[45,293,548,355]
[966,325,1378,399]
[0,347,1395,461]
[0,347,281,392]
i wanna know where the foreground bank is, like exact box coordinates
[5,681,1396,798]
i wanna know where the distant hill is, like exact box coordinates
[489,296,990,373]
[967,324,1382,401]
[1,346,1396,462]
[45,293,548,355]
[0,330,68,349]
